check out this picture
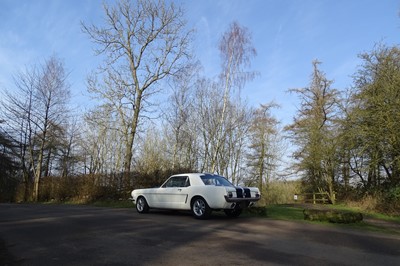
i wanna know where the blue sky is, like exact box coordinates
[1,0,399,126]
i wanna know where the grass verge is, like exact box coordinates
[42,198,135,208]
[259,204,400,235]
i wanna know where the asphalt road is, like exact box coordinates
[0,204,399,266]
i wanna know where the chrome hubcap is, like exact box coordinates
[137,198,144,211]
[193,199,205,216]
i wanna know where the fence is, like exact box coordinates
[294,192,335,204]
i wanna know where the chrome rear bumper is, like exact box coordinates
[224,195,260,203]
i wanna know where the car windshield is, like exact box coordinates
[200,174,234,187]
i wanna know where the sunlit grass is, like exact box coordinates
[256,204,400,235]
[265,205,305,220]
[324,203,400,223]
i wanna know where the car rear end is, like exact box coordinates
[224,186,261,209]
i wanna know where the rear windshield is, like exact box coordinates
[200,174,234,187]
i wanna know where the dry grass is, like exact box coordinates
[258,180,301,206]
[345,193,400,216]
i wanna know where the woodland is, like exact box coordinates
[0,0,399,214]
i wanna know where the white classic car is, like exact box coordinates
[130,173,261,219]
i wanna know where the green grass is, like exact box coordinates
[258,204,400,235]
[263,205,305,221]
[364,211,400,223]
[264,204,399,222]
[322,203,400,223]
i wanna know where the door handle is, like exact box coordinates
[178,188,182,191]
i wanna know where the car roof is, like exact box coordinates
[170,173,226,186]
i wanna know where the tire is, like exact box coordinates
[136,196,149,213]
[191,197,211,219]
[224,208,242,218]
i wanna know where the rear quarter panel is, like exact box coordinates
[188,185,229,209]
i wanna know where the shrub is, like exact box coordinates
[378,186,400,215]
[31,167,198,204]
[261,180,301,205]
[0,175,19,202]
[343,188,400,216]
[387,186,400,202]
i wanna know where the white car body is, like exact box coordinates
[131,173,261,219]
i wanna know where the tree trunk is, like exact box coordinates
[124,90,142,175]
[33,140,45,202]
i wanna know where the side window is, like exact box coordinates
[201,176,215,185]
[163,177,174,188]
[184,177,190,187]
[174,176,189,187]
[163,176,190,187]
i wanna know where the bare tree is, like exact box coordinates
[82,0,192,174]
[1,66,37,200]
[1,56,70,201]
[221,100,252,184]
[135,126,168,174]
[211,21,257,173]
[189,76,253,181]
[0,122,18,202]
[163,62,200,170]
[82,107,124,174]
[58,118,82,177]
[246,103,279,190]
[193,78,223,172]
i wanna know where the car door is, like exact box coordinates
[157,175,190,209]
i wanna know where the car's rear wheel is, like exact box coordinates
[136,196,149,213]
[224,208,242,218]
[191,197,211,219]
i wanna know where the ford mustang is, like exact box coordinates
[130,173,261,219]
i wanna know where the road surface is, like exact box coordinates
[0,204,399,265]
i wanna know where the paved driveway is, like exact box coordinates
[0,204,399,265]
